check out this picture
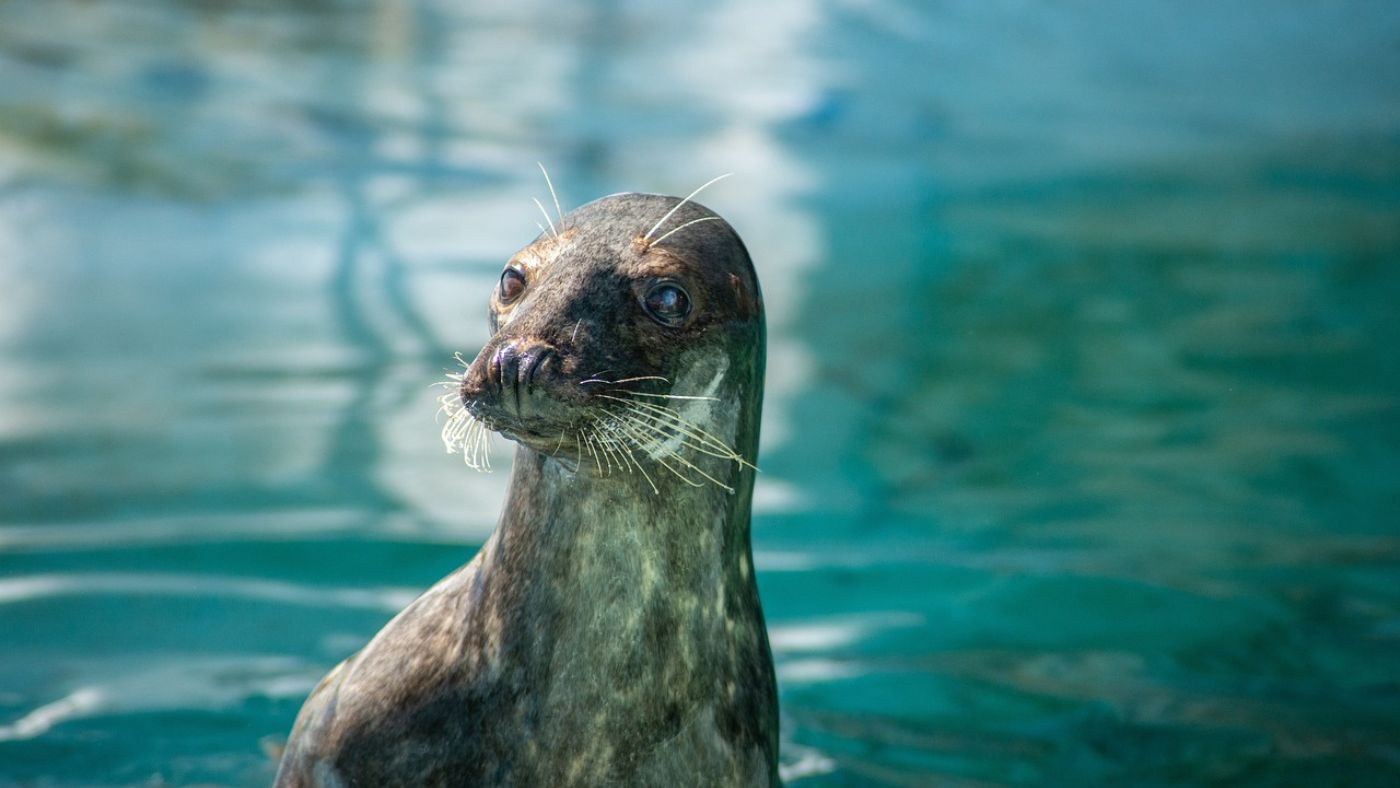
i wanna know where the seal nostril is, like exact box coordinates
[489,346,505,389]
[524,348,555,394]
[494,344,524,415]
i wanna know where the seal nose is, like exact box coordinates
[489,341,557,416]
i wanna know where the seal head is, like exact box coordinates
[460,192,762,471]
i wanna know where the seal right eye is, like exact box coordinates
[499,268,526,303]
[642,281,692,327]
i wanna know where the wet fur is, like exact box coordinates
[275,193,777,786]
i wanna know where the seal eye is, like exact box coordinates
[499,268,526,304]
[642,282,692,327]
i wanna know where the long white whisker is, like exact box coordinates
[616,397,743,450]
[650,216,721,247]
[609,399,735,453]
[610,414,731,492]
[598,431,620,476]
[656,443,734,492]
[533,197,558,239]
[620,440,659,495]
[591,421,624,477]
[438,378,493,472]
[628,403,758,472]
[625,392,720,402]
[601,418,659,494]
[476,421,493,472]
[579,375,670,386]
[618,423,706,490]
[597,394,753,465]
[612,408,743,467]
[581,430,603,474]
[642,173,732,241]
[538,162,564,227]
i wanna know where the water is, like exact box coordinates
[2,1,1398,785]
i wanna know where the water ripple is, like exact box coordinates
[0,572,419,612]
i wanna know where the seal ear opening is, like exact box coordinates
[729,272,757,321]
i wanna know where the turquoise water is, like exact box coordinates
[2,1,1399,785]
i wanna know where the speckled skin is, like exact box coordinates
[274,193,777,787]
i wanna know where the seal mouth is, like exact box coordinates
[437,361,755,493]
[435,344,591,468]
[456,340,586,455]
[436,360,495,471]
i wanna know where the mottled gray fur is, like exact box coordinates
[275,194,777,787]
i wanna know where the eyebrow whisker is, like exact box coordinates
[532,197,558,239]
[538,162,565,228]
[650,216,721,247]
[642,173,732,242]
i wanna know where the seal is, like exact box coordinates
[274,191,778,787]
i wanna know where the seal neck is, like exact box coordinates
[481,408,765,647]
[493,440,759,601]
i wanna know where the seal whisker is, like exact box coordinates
[624,391,720,402]
[657,444,734,492]
[610,413,735,493]
[464,418,479,465]
[599,398,745,493]
[608,399,739,457]
[580,429,603,474]
[620,399,757,467]
[616,434,660,495]
[438,378,494,472]
[587,418,624,478]
[537,162,565,227]
[642,173,732,242]
[644,450,708,490]
[579,375,670,386]
[532,197,558,239]
[597,395,755,469]
[598,416,659,494]
[474,420,493,472]
[650,216,722,247]
[598,424,633,477]
[610,409,744,483]
[590,425,613,475]
[596,431,619,476]
[610,418,706,489]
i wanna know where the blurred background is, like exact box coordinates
[1,1,1398,785]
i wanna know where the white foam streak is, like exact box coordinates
[0,688,104,742]
[0,656,326,741]
[768,612,922,653]
[0,573,418,612]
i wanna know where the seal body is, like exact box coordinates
[275,193,777,786]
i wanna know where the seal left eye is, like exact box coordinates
[642,282,692,326]
[499,268,526,303]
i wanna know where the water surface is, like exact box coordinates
[1,1,1398,785]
